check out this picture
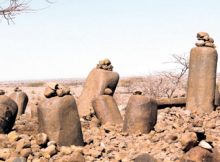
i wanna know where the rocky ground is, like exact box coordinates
[1,105,220,161]
[1,81,220,162]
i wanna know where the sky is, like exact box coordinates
[1,0,220,81]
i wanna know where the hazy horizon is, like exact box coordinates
[1,0,220,81]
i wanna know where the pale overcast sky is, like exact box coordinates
[0,0,220,81]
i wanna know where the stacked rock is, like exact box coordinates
[195,32,216,48]
[96,58,113,71]
[186,32,218,114]
[44,82,70,98]
[78,59,119,117]
[38,83,84,146]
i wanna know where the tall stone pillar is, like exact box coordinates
[186,32,218,114]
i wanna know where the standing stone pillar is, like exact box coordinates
[92,94,123,125]
[38,83,84,146]
[9,87,28,117]
[0,90,18,133]
[186,32,218,114]
[77,59,119,117]
[123,92,157,134]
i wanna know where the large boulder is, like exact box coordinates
[92,95,123,125]
[9,88,28,117]
[78,68,119,117]
[180,146,213,162]
[38,94,84,146]
[0,95,18,133]
[123,94,157,134]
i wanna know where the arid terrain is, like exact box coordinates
[0,76,220,162]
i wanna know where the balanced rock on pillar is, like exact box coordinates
[186,32,218,114]
[38,84,84,146]
[77,59,119,117]
[0,91,18,134]
[123,92,157,134]
[9,87,28,117]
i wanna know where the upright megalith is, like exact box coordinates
[9,87,28,117]
[78,59,119,117]
[186,32,218,114]
[38,83,84,146]
[0,90,18,133]
[123,92,157,134]
[92,95,123,125]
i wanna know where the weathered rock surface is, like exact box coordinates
[78,68,119,117]
[0,95,18,133]
[186,46,218,114]
[92,95,123,125]
[123,95,157,134]
[38,95,84,146]
[9,88,28,117]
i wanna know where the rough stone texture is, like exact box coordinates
[0,95,18,133]
[38,95,84,146]
[30,102,39,118]
[181,146,213,162]
[134,153,158,162]
[180,132,197,152]
[157,97,186,109]
[96,58,113,71]
[186,47,218,114]
[77,68,119,117]
[123,95,157,134]
[44,83,70,98]
[215,84,220,106]
[9,90,28,117]
[196,32,216,48]
[92,95,123,125]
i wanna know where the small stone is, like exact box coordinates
[44,87,56,98]
[60,146,72,155]
[42,145,57,158]
[32,158,48,162]
[8,157,27,162]
[180,132,197,152]
[8,131,20,142]
[70,145,83,153]
[181,146,213,162]
[20,148,32,158]
[103,58,111,65]
[16,139,31,152]
[198,140,212,150]
[197,32,209,39]
[195,40,205,47]
[56,85,70,97]
[208,37,214,43]
[203,35,209,41]
[36,133,48,146]
[47,141,56,146]
[0,148,11,161]
[205,42,215,48]
[104,88,113,95]
[134,153,157,162]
